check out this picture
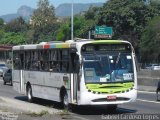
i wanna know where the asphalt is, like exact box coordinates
[138,85,157,92]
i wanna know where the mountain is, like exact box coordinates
[0,14,20,23]
[0,3,104,22]
[55,3,103,17]
[17,6,33,18]
[0,5,33,22]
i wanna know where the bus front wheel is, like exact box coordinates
[27,85,33,102]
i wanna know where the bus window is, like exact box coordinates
[13,51,21,70]
[62,50,69,72]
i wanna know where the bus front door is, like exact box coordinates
[70,53,80,104]
[19,53,25,94]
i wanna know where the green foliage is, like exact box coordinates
[30,0,57,43]
[84,6,100,20]
[0,18,4,28]
[31,0,56,27]
[24,29,35,44]
[74,16,95,38]
[27,110,49,117]
[56,22,70,41]
[98,0,160,47]
[55,16,96,41]
[5,17,27,33]
[0,30,5,39]
[0,32,25,45]
[139,16,160,63]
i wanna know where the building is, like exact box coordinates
[0,45,12,61]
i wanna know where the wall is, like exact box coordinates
[138,69,160,86]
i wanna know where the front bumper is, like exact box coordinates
[78,89,137,105]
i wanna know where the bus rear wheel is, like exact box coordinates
[27,85,33,102]
[62,92,69,109]
[60,89,70,110]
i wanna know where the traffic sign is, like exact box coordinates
[95,26,113,35]
[94,34,112,39]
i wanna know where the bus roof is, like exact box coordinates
[12,39,131,50]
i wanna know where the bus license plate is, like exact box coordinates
[107,96,117,100]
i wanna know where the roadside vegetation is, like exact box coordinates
[0,0,160,63]
[27,110,49,117]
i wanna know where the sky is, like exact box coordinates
[0,0,107,16]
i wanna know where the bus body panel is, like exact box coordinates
[13,70,22,94]
[13,70,71,102]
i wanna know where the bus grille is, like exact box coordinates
[92,97,130,102]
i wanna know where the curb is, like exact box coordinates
[0,96,62,114]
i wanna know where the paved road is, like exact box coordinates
[0,79,160,120]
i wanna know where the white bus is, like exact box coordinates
[12,39,137,109]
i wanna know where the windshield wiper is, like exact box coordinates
[116,52,121,64]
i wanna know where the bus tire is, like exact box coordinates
[3,81,6,85]
[27,85,33,102]
[156,90,160,101]
[63,92,69,109]
[10,81,13,86]
[60,88,69,110]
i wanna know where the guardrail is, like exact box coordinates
[138,69,160,86]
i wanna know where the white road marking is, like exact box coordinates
[72,115,89,120]
[138,90,156,94]
[137,99,160,104]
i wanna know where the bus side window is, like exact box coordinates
[61,50,69,72]
[20,53,24,69]
[13,52,20,70]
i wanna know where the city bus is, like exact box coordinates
[12,39,137,110]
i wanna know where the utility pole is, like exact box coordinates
[88,30,91,39]
[71,0,74,40]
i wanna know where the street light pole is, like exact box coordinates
[71,0,74,40]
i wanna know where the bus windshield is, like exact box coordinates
[83,52,134,83]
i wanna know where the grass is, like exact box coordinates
[27,110,49,117]
[58,108,70,116]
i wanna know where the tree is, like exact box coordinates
[56,20,70,41]
[30,0,57,43]
[74,16,95,39]
[0,18,4,29]
[97,0,160,48]
[5,17,27,33]
[31,0,56,27]
[139,16,160,63]
[55,15,96,41]
[0,30,5,42]
[84,6,100,20]
[0,32,25,45]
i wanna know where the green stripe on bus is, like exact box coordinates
[56,44,70,48]
[86,82,134,94]
[92,40,123,44]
